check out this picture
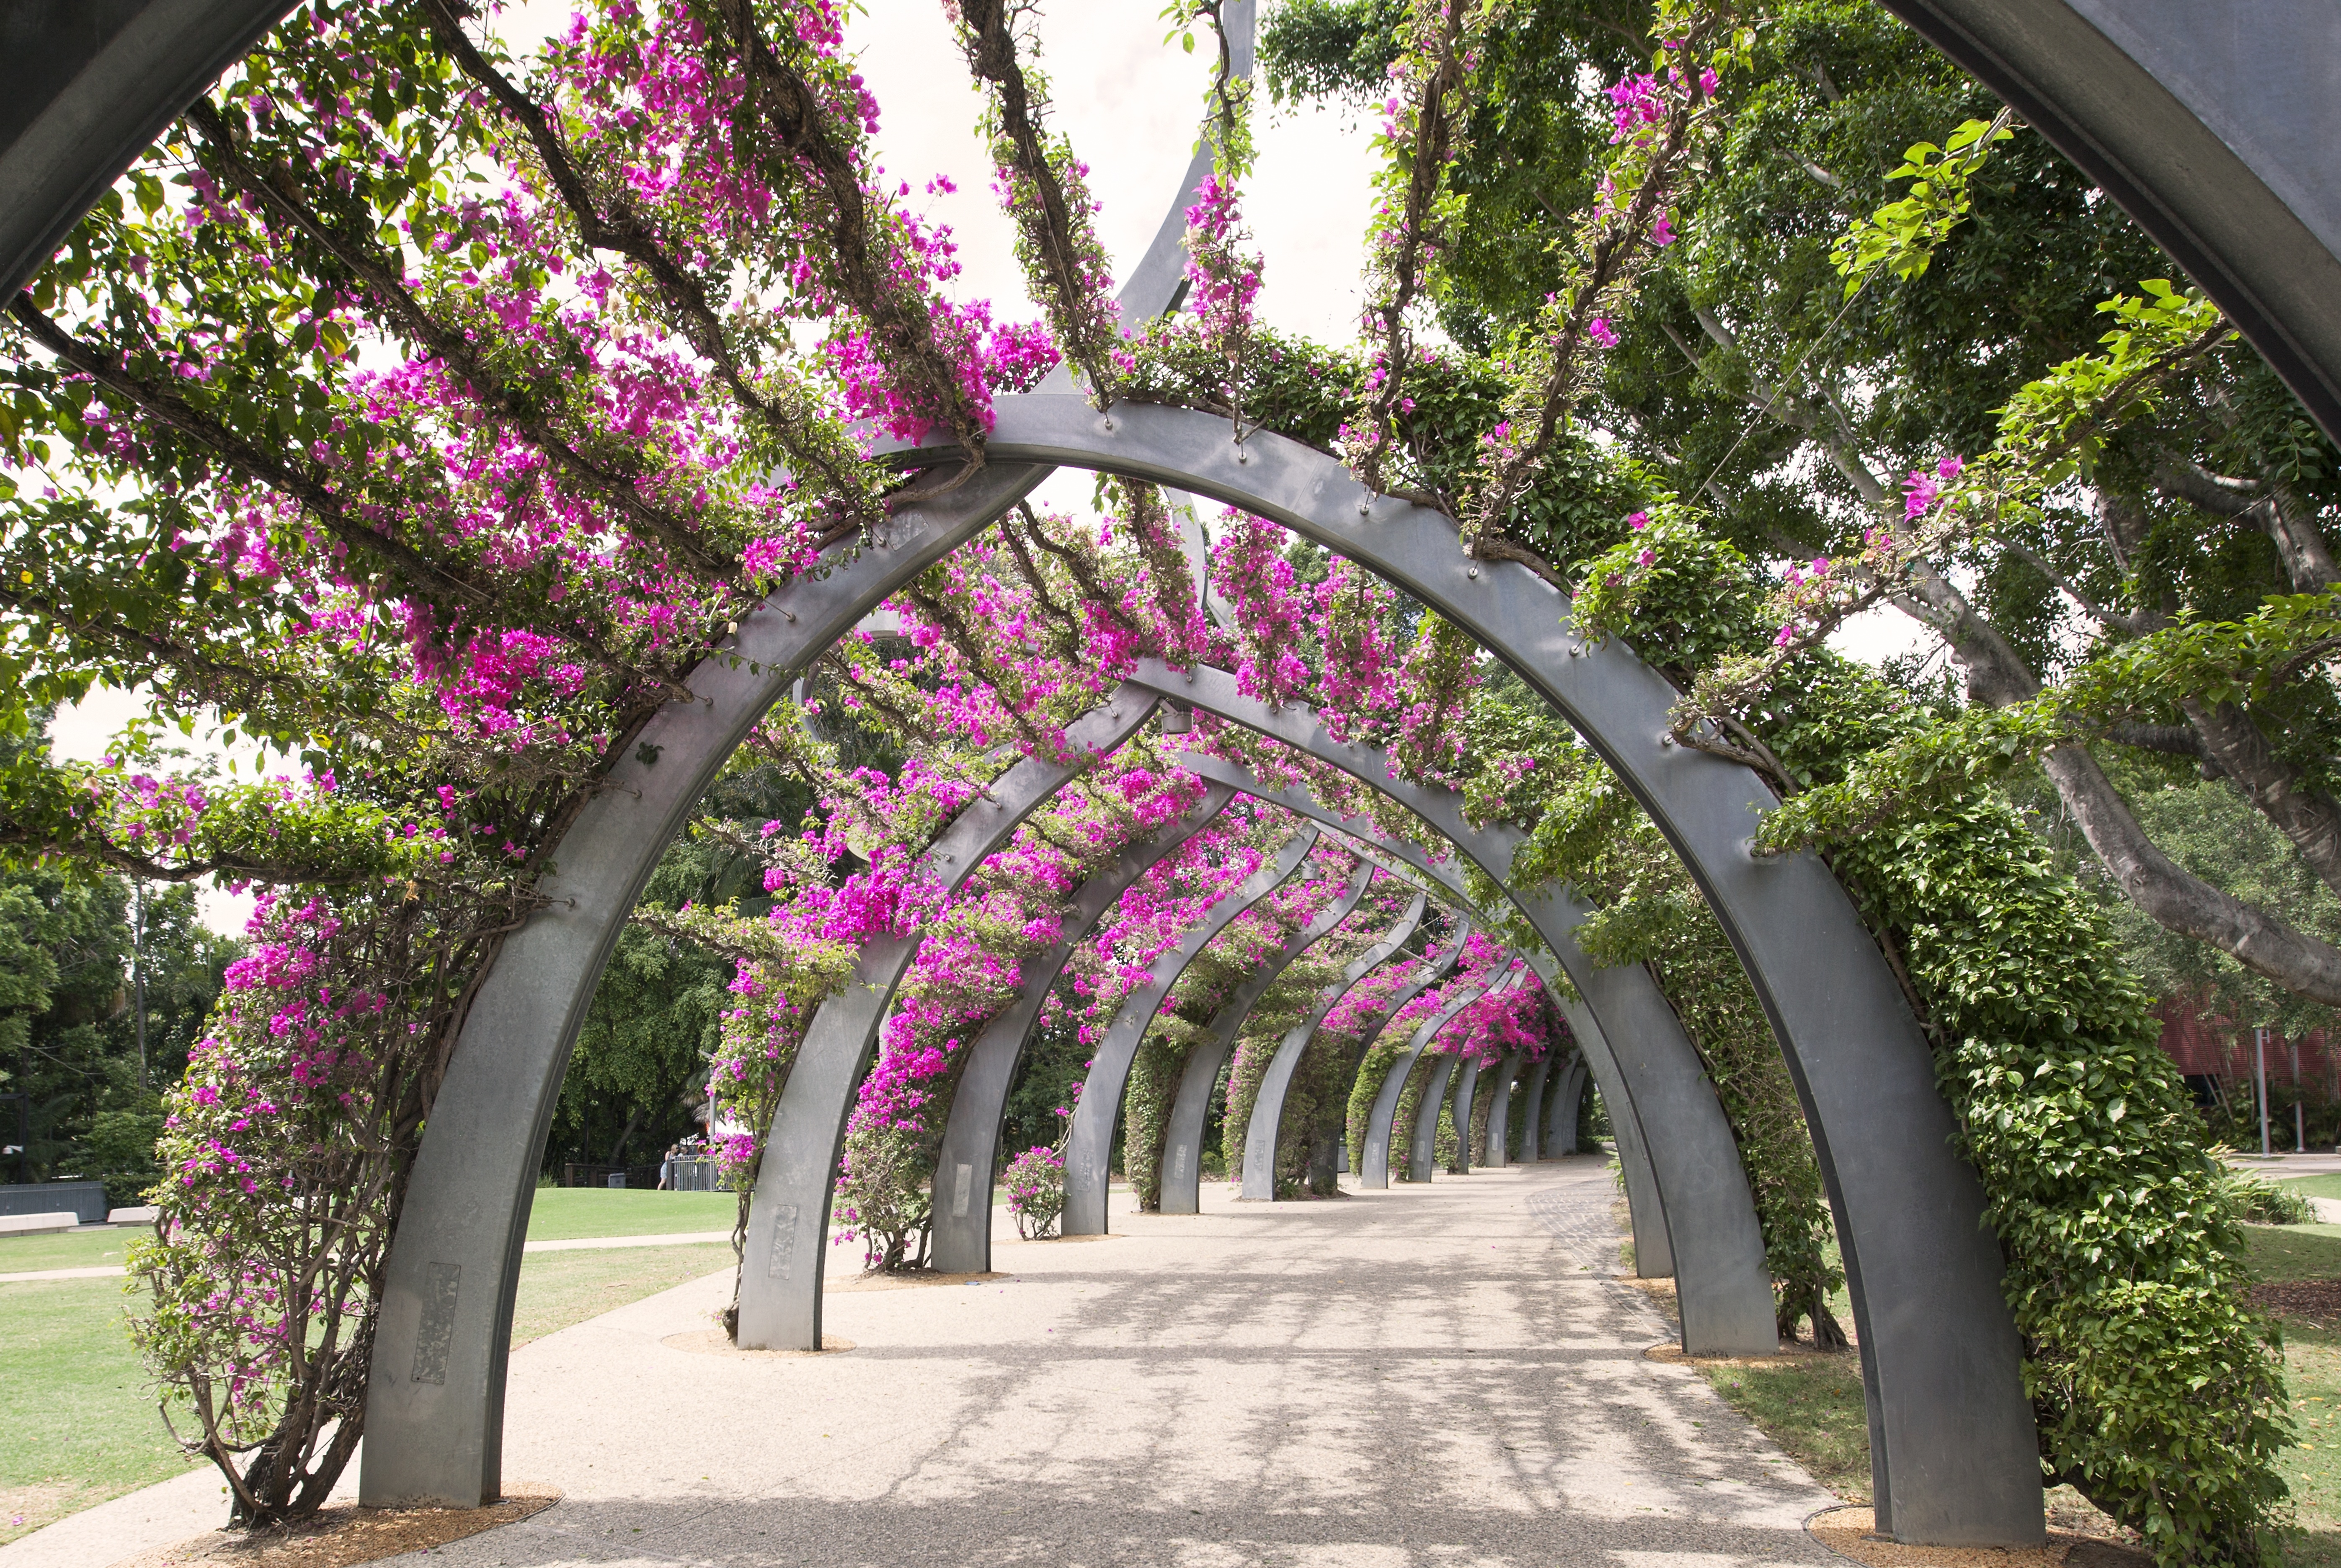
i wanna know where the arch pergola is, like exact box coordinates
[926,783,1239,1274]
[1163,752,1667,1264]
[1238,889,1426,1200]
[12,0,2341,1550]
[1061,834,1355,1236]
[1249,911,1471,1194]
[1358,969,1505,1189]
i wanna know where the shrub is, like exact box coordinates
[1001,1145,1065,1240]
[2222,1168,2317,1227]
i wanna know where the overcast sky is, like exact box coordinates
[47,2,1925,932]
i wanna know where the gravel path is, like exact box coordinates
[13,1155,1840,1568]
[432,1155,1835,1567]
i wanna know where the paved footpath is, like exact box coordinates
[17,1156,1842,1568]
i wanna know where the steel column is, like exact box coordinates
[1238,890,1425,1199]
[734,689,1159,1348]
[1544,1053,1588,1158]
[927,785,1236,1274]
[1406,1055,1460,1185]
[1064,832,1334,1235]
[1484,1051,1522,1167]
[1153,858,1376,1215]
[1448,1057,1481,1175]
[1515,1055,1552,1161]
[1359,972,1500,1189]
[360,463,1052,1504]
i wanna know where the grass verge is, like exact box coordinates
[0,1242,738,1547]
[2276,1174,2341,1203]
[0,1275,198,1547]
[518,1188,738,1241]
[0,1229,141,1273]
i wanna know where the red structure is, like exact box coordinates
[2155,992,2336,1144]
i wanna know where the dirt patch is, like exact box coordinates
[826,1269,1008,1293]
[2253,1278,2341,1326]
[1808,1505,2150,1568]
[108,1487,558,1568]
[1000,1233,1118,1244]
[660,1328,855,1357]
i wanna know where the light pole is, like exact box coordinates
[2256,1027,2271,1157]
[2294,1038,2306,1153]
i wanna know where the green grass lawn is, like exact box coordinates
[1700,1351,1871,1499]
[1694,1229,2341,1563]
[0,1274,201,1547]
[0,1239,736,1547]
[2247,1225,2341,1568]
[2279,1173,2341,1204]
[0,1229,139,1273]
[519,1187,738,1240]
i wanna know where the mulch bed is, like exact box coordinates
[1809,1506,2151,1568]
[2251,1279,2341,1326]
[112,1488,558,1568]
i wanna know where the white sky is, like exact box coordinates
[45,1,1929,933]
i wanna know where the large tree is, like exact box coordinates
[1265,0,2341,1009]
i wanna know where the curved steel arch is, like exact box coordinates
[1360,970,1500,1189]
[1879,0,2341,446]
[1129,660,1764,1343]
[1483,1052,1523,1167]
[1513,1054,1551,1162]
[731,689,1162,1349]
[1152,852,1380,1216]
[1406,1049,1463,1184]
[1448,1056,1483,1175]
[1169,751,1670,1258]
[926,783,1238,1274]
[880,398,2039,1542]
[1065,829,1340,1235]
[1238,890,1425,1199]
[1544,1053,1590,1158]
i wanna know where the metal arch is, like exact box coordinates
[1151,853,1380,1217]
[1169,750,1669,1249]
[1448,1056,1482,1175]
[1483,1052,1523,1167]
[1064,829,1335,1235]
[1513,1055,1552,1162]
[1359,972,1497,1189]
[360,465,1053,1505]
[1238,890,1425,1199]
[733,688,1165,1347]
[1128,659,1763,1346]
[0,0,302,300]
[927,784,1237,1274]
[1544,1053,1589,1158]
[1553,991,1669,1276]
[890,396,2036,1540]
[358,23,1258,1495]
[1300,918,1472,1189]
[1406,1051,1463,1183]
[1878,0,2341,446]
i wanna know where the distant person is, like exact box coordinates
[658,1143,679,1191]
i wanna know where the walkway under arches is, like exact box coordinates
[427,1160,1842,1568]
